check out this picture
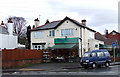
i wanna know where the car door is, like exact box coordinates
[97,52,105,65]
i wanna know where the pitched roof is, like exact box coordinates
[95,32,107,41]
[0,25,8,34]
[109,30,120,35]
[31,20,61,31]
[30,16,96,32]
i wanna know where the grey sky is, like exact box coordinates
[0,0,119,34]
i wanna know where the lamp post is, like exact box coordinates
[112,42,116,64]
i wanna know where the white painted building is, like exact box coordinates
[118,24,120,33]
[30,17,104,57]
[0,19,18,49]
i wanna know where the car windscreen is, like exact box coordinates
[82,52,90,57]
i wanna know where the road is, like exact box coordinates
[2,63,120,77]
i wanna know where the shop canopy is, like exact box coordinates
[49,37,79,49]
[49,44,78,49]
[99,44,107,48]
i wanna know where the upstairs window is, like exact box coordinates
[61,29,74,36]
[112,32,116,35]
[34,31,44,39]
[49,30,55,37]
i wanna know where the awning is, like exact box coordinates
[49,44,78,49]
[99,44,107,48]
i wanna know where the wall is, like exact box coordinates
[2,49,43,68]
[55,20,81,38]
[107,31,120,46]
[82,28,95,54]
[88,39,104,51]
[31,29,55,49]
[118,24,120,33]
[0,34,18,49]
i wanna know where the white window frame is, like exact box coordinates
[49,30,55,37]
[34,31,44,39]
[33,45,45,50]
[61,29,74,36]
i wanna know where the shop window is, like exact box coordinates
[95,44,98,48]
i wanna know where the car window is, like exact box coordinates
[91,53,96,57]
[104,52,110,56]
[97,52,104,57]
[83,53,90,57]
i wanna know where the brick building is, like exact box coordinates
[95,30,120,48]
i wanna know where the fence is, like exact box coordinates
[2,49,43,69]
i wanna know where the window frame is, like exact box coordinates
[61,28,74,36]
[49,30,55,37]
[34,31,44,39]
[33,45,45,50]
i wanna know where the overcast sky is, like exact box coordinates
[0,0,119,34]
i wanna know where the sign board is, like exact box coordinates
[112,42,116,47]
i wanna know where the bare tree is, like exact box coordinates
[7,16,28,38]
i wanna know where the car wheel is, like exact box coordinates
[105,62,109,67]
[92,63,96,69]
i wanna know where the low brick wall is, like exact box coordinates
[2,49,43,69]
[111,56,120,62]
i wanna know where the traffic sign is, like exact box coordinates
[112,42,116,47]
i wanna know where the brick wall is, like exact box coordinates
[2,49,43,69]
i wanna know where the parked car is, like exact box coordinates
[80,49,111,69]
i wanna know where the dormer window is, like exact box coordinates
[112,32,116,35]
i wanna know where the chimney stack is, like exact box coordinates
[1,21,4,25]
[105,29,108,38]
[34,18,40,27]
[81,20,86,26]
[8,18,13,35]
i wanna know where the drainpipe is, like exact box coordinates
[80,28,82,57]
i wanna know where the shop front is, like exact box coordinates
[49,37,79,62]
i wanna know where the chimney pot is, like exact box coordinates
[8,18,13,23]
[81,19,86,26]
[34,18,39,21]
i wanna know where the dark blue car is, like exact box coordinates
[80,49,111,69]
